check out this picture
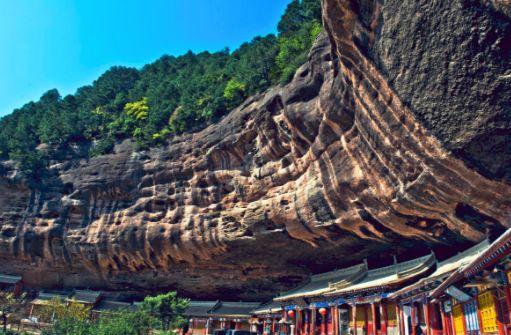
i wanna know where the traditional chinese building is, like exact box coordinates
[184,300,261,335]
[273,262,369,335]
[272,253,437,335]
[66,289,102,308]
[251,301,284,335]
[326,253,436,335]
[186,300,222,335]
[91,299,135,319]
[266,228,511,335]
[0,273,23,297]
[22,291,72,328]
[427,229,511,335]
[389,240,490,335]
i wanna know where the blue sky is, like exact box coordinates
[0,0,291,117]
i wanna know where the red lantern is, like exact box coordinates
[287,310,295,318]
[318,308,327,315]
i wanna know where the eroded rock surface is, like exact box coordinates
[1,0,510,300]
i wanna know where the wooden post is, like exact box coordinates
[321,309,325,335]
[423,302,431,335]
[353,305,358,335]
[492,291,506,335]
[305,310,309,335]
[371,303,377,335]
[296,310,301,335]
[460,305,467,335]
[28,303,34,319]
[396,304,403,335]
[411,303,416,335]
[505,285,511,330]
[332,306,338,335]
[448,305,457,335]
[381,303,388,335]
[320,309,324,335]
[439,302,448,335]
[312,308,316,335]
[364,305,368,335]
[325,308,329,335]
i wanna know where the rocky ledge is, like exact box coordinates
[0,0,510,300]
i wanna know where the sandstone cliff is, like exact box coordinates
[1,0,510,300]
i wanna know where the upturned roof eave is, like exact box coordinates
[430,229,511,299]
[274,262,368,302]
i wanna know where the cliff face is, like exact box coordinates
[1,0,510,300]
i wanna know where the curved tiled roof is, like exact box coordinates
[185,300,221,317]
[326,253,436,296]
[389,239,490,299]
[185,301,261,319]
[67,290,102,304]
[430,229,511,299]
[93,299,135,312]
[207,301,261,318]
[274,262,368,301]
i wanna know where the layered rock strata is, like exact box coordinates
[0,0,510,299]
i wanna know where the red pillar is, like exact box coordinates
[371,303,377,335]
[321,310,327,335]
[493,291,506,335]
[423,303,430,335]
[429,303,440,335]
[381,303,388,335]
[326,309,330,335]
[439,302,448,335]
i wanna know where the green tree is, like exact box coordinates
[223,79,246,102]
[140,292,189,331]
[124,97,149,121]
[276,21,322,83]
[122,97,150,141]
[39,297,91,324]
[95,310,153,335]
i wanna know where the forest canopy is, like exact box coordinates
[0,0,321,178]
